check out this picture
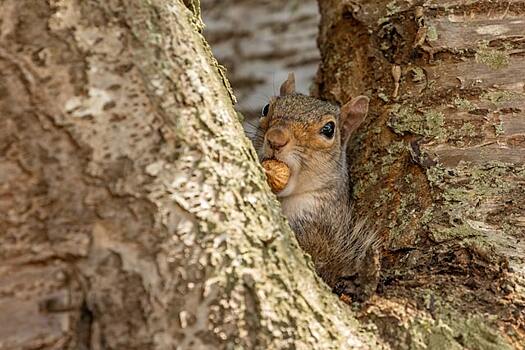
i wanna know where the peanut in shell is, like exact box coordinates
[261,159,290,193]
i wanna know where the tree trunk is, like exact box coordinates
[0,1,383,349]
[316,0,525,348]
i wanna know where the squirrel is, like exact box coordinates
[247,73,380,300]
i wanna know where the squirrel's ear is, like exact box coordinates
[279,72,296,96]
[340,95,369,140]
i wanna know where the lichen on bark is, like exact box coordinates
[315,0,525,348]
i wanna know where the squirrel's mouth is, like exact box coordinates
[262,155,282,162]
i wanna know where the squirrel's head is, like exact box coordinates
[252,73,369,198]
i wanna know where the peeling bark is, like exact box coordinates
[0,1,384,349]
[316,0,525,348]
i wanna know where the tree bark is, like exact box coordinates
[316,0,525,348]
[0,1,383,349]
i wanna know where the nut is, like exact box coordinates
[261,159,290,193]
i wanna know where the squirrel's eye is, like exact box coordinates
[262,104,270,116]
[320,121,335,138]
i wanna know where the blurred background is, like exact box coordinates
[202,0,320,118]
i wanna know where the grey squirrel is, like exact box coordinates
[247,73,380,300]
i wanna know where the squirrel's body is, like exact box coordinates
[287,186,370,288]
[248,73,378,295]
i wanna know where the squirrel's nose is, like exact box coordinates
[266,127,290,150]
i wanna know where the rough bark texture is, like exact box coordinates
[0,0,383,349]
[201,0,320,117]
[315,0,525,348]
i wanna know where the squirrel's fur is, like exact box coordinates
[247,73,380,294]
